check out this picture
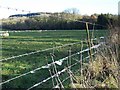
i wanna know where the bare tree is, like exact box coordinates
[63,8,79,15]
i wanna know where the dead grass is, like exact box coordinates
[69,26,119,89]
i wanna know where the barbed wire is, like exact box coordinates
[0,37,104,62]
[1,36,104,62]
[0,42,102,85]
[53,52,97,88]
[0,5,107,89]
[0,42,80,62]
[0,5,31,13]
[73,20,107,28]
[27,68,66,90]
[0,5,107,28]
[27,59,82,89]
[27,51,97,90]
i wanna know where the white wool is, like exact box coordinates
[0,32,9,37]
[42,65,49,69]
[55,60,63,66]
[54,85,59,88]
[3,32,9,37]
[100,36,104,39]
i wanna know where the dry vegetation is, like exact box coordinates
[69,26,119,89]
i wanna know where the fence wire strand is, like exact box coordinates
[28,51,96,90]
[0,42,102,85]
[0,42,81,62]
[0,6,107,88]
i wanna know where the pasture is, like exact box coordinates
[1,30,108,88]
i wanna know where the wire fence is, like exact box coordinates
[0,5,107,28]
[1,37,104,89]
[0,5,109,89]
[0,42,81,62]
[27,51,97,90]
[1,41,100,84]
[0,37,104,62]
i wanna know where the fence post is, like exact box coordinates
[0,18,2,90]
[85,22,93,63]
[68,45,72,67]
[118,2,120,88]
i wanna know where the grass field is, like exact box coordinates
[1,30,108,88]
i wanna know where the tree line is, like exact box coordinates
[1,12,118,30]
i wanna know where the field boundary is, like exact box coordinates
[1,38,104,88]
[0,36,104,62]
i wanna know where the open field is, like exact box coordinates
[1,30,108,88]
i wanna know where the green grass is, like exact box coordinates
[1,30,108,88]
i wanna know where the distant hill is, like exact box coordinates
[9,12,51,18]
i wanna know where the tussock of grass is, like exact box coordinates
[70,27,119,89]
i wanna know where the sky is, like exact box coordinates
[0,0,119,19]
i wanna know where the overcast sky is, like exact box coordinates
[0,0,119,19]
